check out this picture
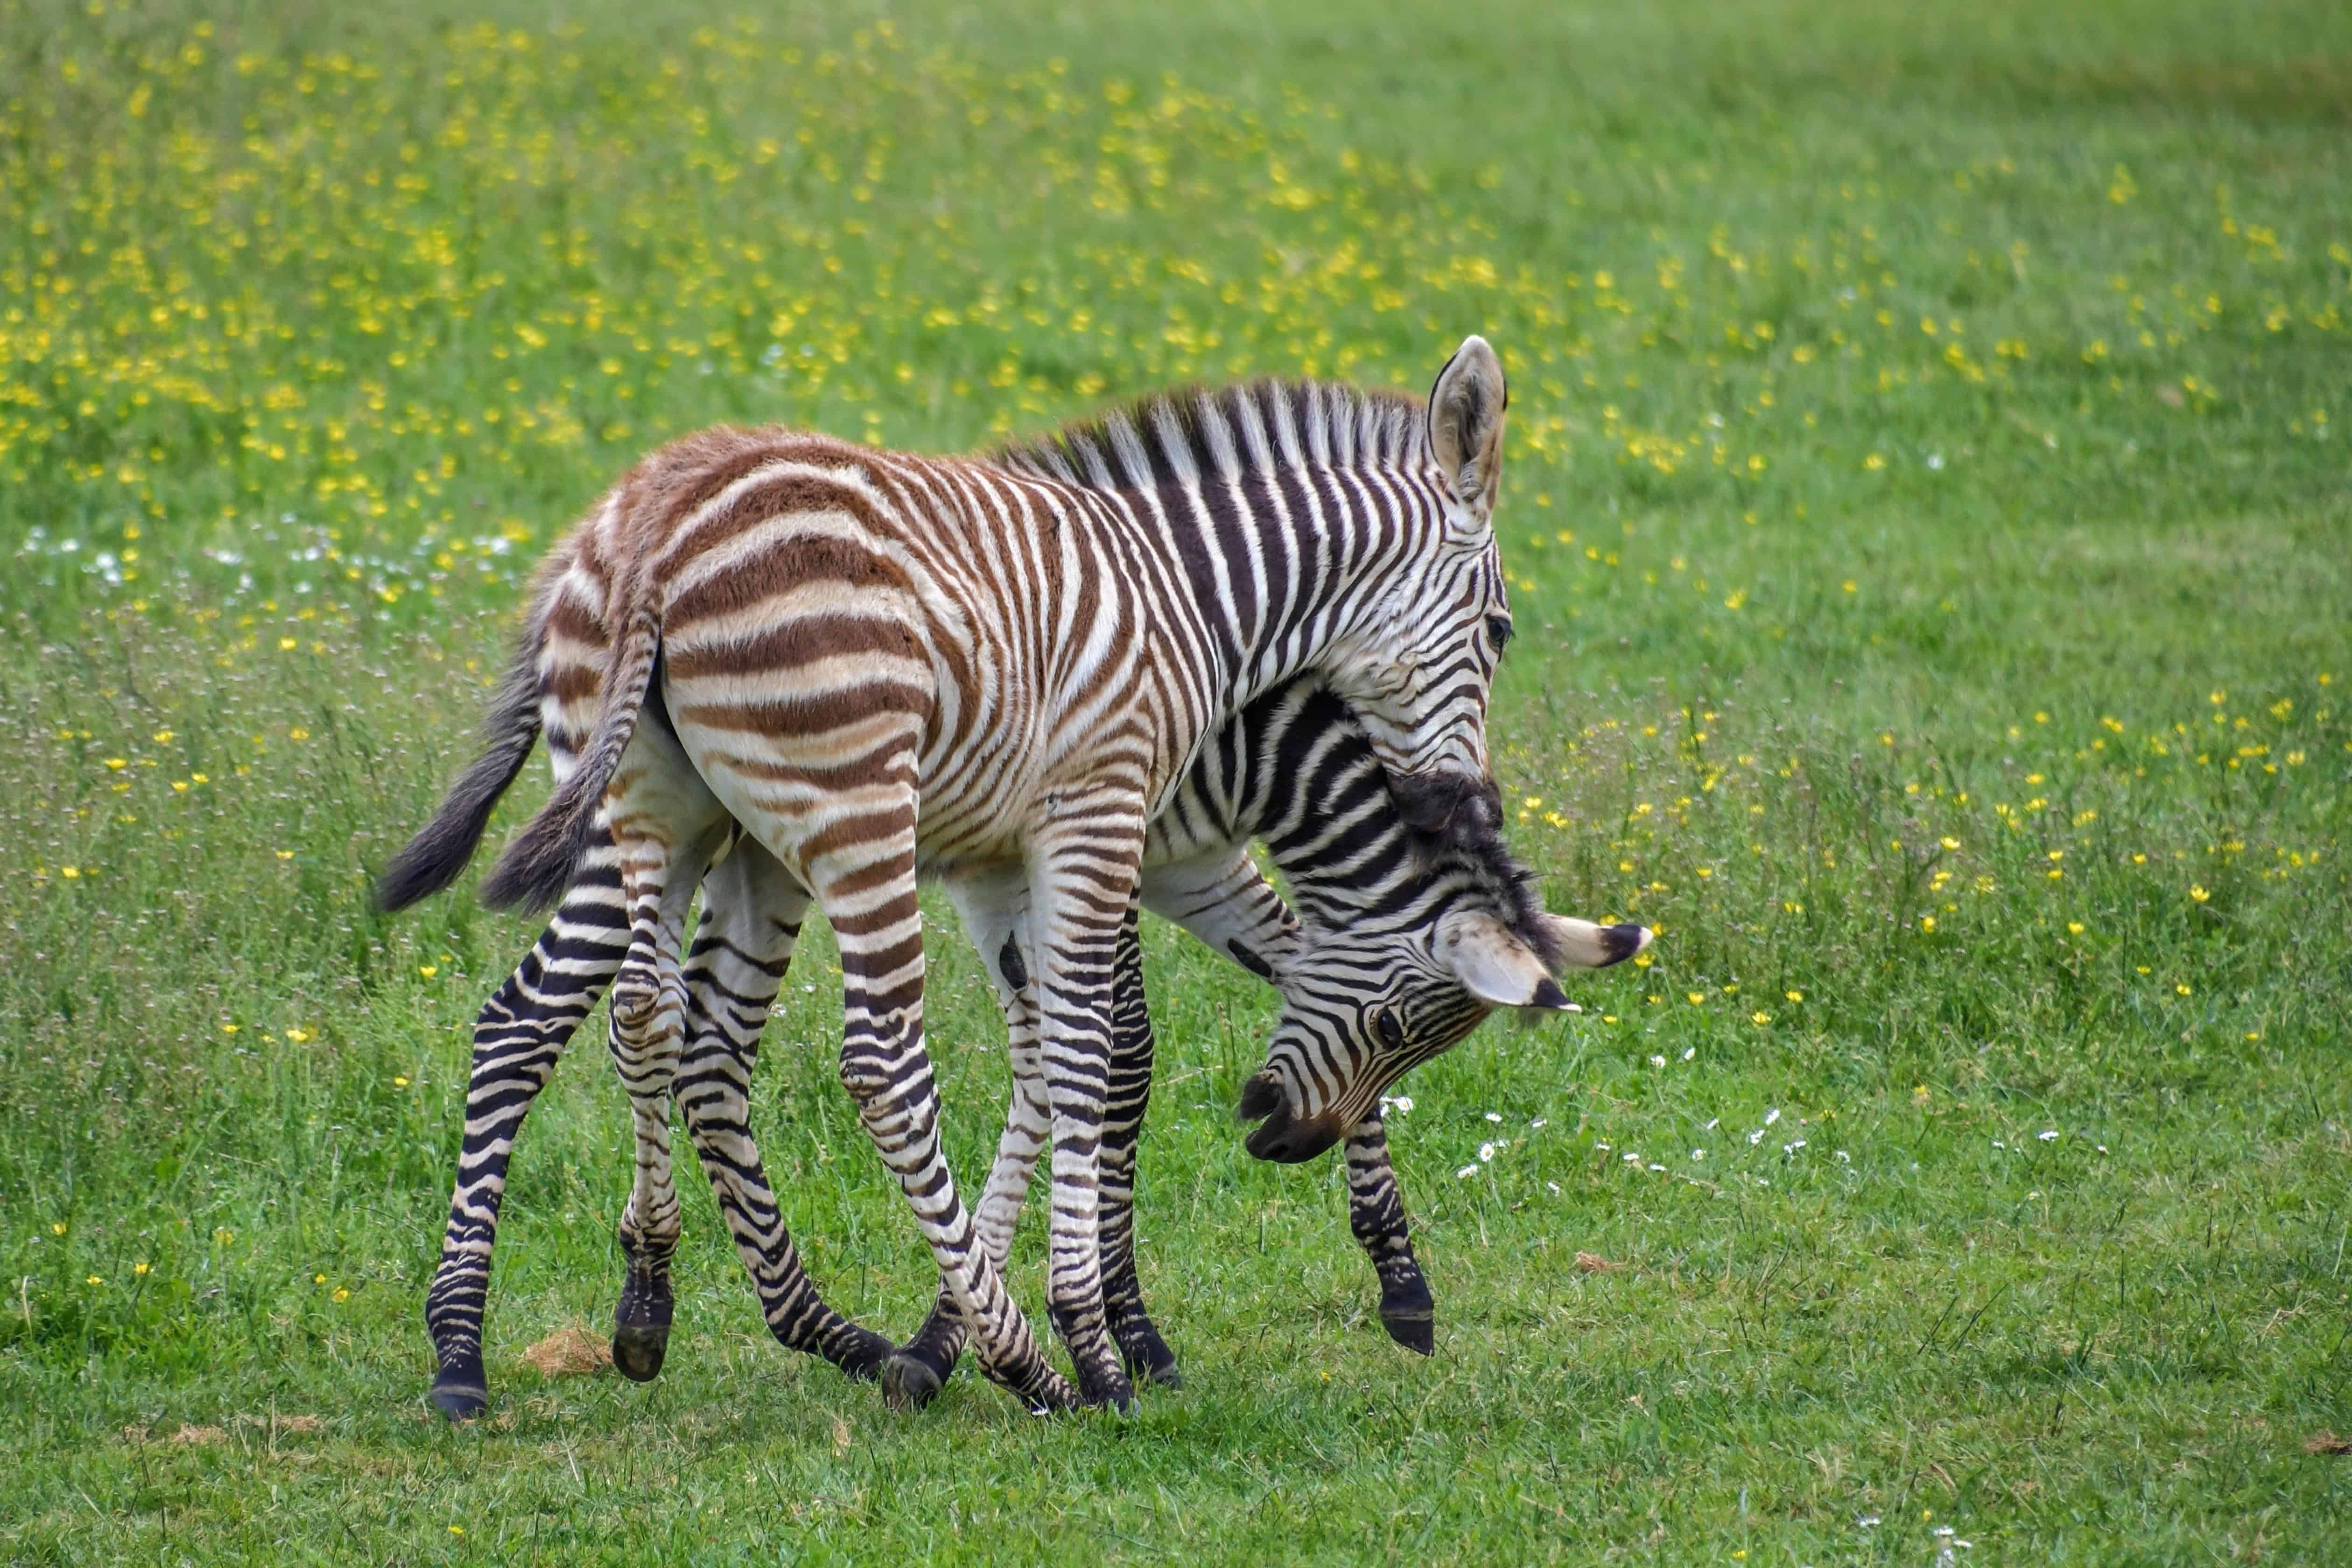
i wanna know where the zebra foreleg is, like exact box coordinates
[1132,845,1429,1352]
[424,836,628,1421]
[668,840,893,1380]
[1096,898,1181,1387]
[1342,1113,1435,1353]
[800,791,1074,1415]
[1029,795,1148,1414]
[891,872,1054,1408]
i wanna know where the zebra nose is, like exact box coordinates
[1236,1073,1284,1124]
[1244,1108,1343,1164]
[1238,1080,1343,1163]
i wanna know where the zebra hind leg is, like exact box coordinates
[604,810,730,1383]
[425,840,628,1420]
[608,936,689,1383]
[1343,1114,1436,1354]
[672,840,893,1381]
[798,795,1071,1414]
[884,872,1053,1410]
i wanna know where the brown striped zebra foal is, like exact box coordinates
[383,341,1516,1414]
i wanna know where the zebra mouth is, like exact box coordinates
[1236,1074,1341,1164]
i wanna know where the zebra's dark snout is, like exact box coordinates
[1236,1073,1284,1125]
[1238,1077,1342,1163]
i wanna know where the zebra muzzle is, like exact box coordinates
[1237,1074,1343,1164]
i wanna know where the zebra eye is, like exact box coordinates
[1484,613,1515,652]
[1369,1005,1405,1050]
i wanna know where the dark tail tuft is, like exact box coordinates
[375,637,544,912]
[477,606,659,914]
[476,772,616,913]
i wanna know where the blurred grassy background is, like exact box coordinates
[1,0,2348,1560]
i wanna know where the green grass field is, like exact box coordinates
[4,0,2350,1558]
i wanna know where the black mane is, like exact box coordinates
[988,378,1429,493]
[1411,777,1562,972]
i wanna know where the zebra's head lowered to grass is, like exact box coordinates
[1216,684,1650,1164]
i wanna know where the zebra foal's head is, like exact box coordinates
[1315,335,1515,841]
[1236,826,1651,1165]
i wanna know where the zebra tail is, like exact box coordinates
[478,602,659,913]
[374,632,545,912]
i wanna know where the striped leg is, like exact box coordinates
[890,871,1048,1405]
[800,791,1074,1414]
[425,828,629,1421]
[1342,1113,1434,1353]
[604,845,704,1381]
[1095,898,1180,1386]
[667,839,893,1378]
[1031,790,1149,1413]
[906,850,1304,1396]
[603,722,734,1383]
[1131,854,1437,1356]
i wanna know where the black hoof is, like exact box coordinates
[613,1269,674,1383]
[1112,1316,1183,1389]
[882,1349,945,1412]
[611,1321,670,1382]
[827,1326,897,1383]
[428,1377,489,1422]
[1381,1311,1436,1356]
[1074,1360,1137,1415]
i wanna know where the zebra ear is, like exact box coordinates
[1437,910,1572,1010]
[1427,335,1508,517]
[1536,913,1654,970]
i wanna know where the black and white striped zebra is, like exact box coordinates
[412,676,1644,1418]
[385,340,1517,1414]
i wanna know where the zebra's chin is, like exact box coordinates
[1237,1075,1345,1163]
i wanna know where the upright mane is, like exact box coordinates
[987,378,1430,492]
[1430,797,1564,973]
[1268,681,1562,976]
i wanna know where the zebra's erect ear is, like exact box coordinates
[1437,909,1572,1011]
[1427,334,1508,518]
[1537,913,1654,970]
